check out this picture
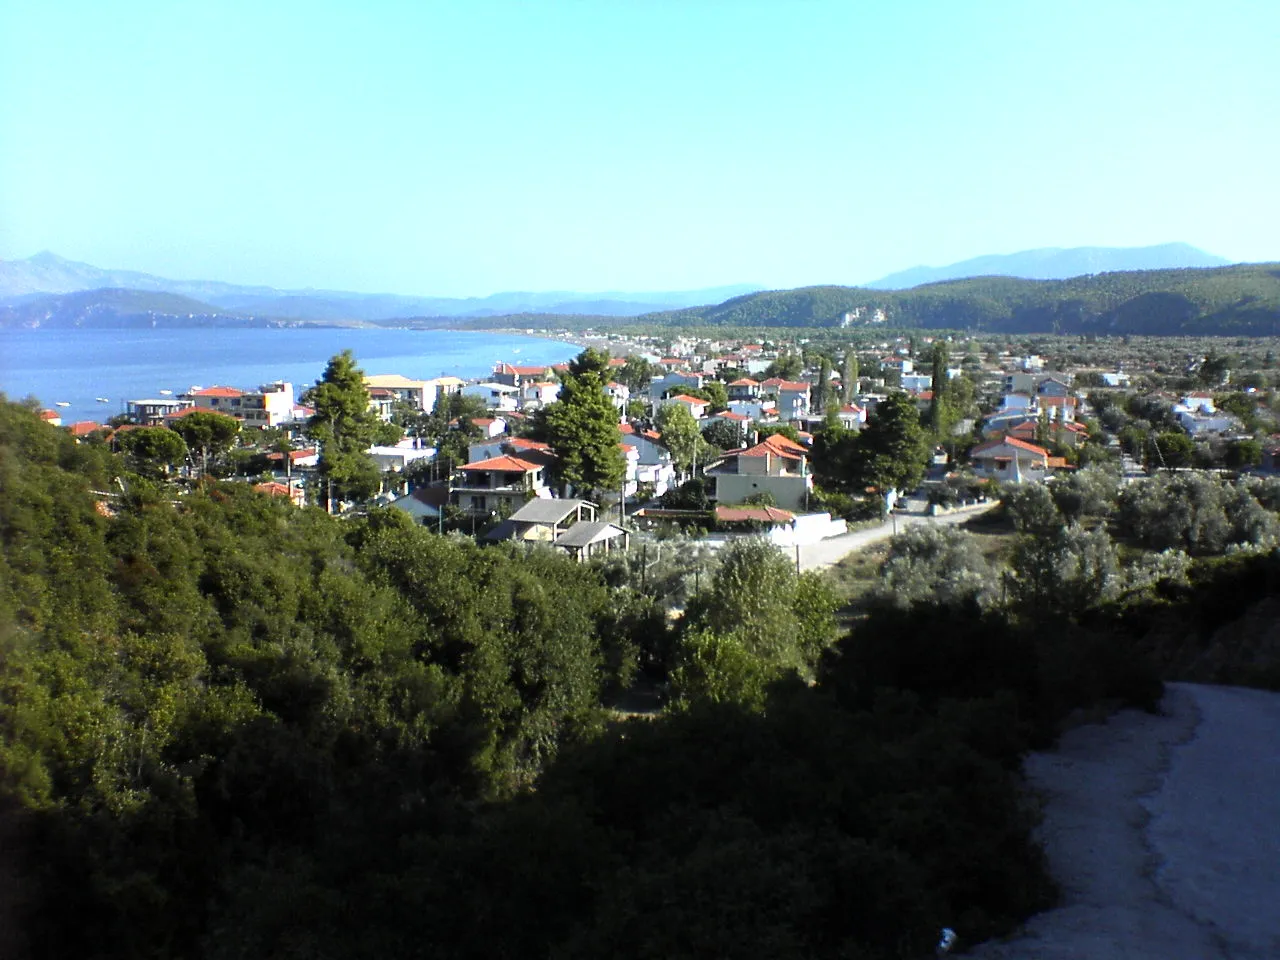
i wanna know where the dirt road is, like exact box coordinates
[794,502,998,571]
[969,683,1280,959]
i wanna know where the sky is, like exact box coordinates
[2,0,1278,297]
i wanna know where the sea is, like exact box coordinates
[0,327,581,425]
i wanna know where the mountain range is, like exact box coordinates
[865,243,1230,289]
[0,252,760,320]
[5,245,1277,336]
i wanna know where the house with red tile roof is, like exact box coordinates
[66,420,105,438]
[253,481,306,507]
[969,435,1055,484]
[706,433,813,510]
[660,393,710,420]
[451,450,556,516]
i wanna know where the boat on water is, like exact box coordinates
[158,389,173,395]
[95,397,110,403]
[55,401,71,407]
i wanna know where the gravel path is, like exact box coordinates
[968,683,1280,959]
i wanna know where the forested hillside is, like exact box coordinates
[4,397,1276,958]
[642,263,1280,335]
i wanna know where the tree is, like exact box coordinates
[1224,438,1263,469]
[304,350,383,511]
[813,356,832,412]
[701,418,743,452]
[851,392,930,497]
[872,525,993,610]
[169,411,240,477]
[675,538,838,707]
[1009,524,1121,617]
[617,355,655,393]
[927,342,950,433]
[544,348,626,497]
[1145,430,1195,470]
[764,352,802,381]
[841,350,859,403]
[655,402,706,477]
[116,426,187,478]
[1003,482,1061,533]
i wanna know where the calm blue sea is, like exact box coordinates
[0,327,580,424]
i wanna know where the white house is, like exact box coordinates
[463,382,520,412]
[836,404,867,430]
[661,394,710,420]
[520,381,560,408]
[365,374,438,413]
[368,440,437,473]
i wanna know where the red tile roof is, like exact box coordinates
[190,385,243,398]
[714,505,796,524]
[759,432,808,455]
[508,438,551,452]
[728,377,760,387]
[668,394,707,405]
[739,441,804,461]
[972,435,1050,458]
[460,454,544,472]
[266,448,317,462]
[67,421,104,436]
[253,481,295,497]
[38,409,60,421]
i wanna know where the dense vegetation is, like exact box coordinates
[2,398,1276,958]
[639,263,1280,335]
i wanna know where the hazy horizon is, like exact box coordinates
[3,1,1278,296]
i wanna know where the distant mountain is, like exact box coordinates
[866,243,1231,290]
[0,288,274,330]
[0,252,760,319]
[640,263,1280,336]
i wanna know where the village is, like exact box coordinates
[33,329,1280,570]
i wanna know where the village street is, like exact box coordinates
[794,501,998,571]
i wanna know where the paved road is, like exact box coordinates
[970,683,1280,959]
[794,502,998,571]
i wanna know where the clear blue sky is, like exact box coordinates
[2,0,1277,296]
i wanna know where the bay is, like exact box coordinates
[0,327,580,424]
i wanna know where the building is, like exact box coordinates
[127,397,192,425]
[660,394,710,420]
[969,436,1053,484]
[364,374,439,412]
[706,433,813,511]
[462,382,520,412]
[450,451,555,515]
[491,362,555,387]
[503,498,597,543]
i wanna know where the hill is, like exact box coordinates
[0,288,274,329]
[867,243,1231,289]
[0,252,760,319]
[640,263,1280,335]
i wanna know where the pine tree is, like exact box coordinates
[304,350,383,512]
[545,348,626,497]
[853,392,930,497]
